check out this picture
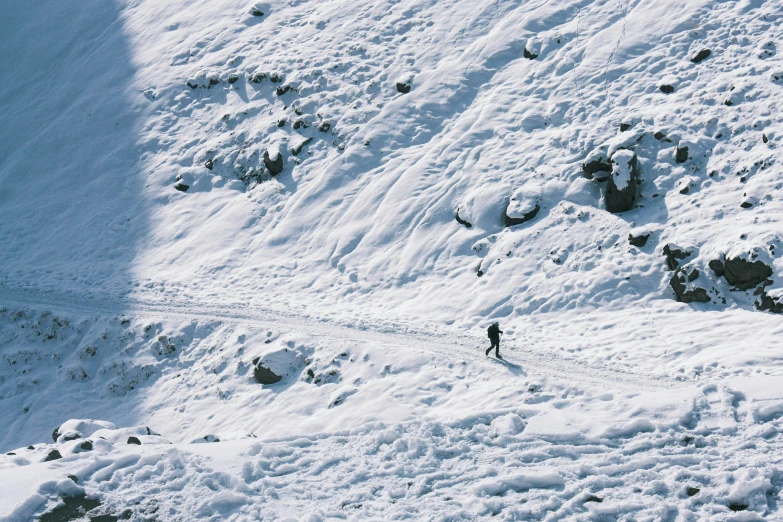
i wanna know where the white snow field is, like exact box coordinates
[1,0,783,519]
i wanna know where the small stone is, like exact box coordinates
[290,137,313,156]
[251,8,264,16]
[276,85,292,96]
[659,84,675,94]
[228,73,239,84]
[523,47,538,59]
[264,148,284,175]
[317,121,332,133]
[208,78,220,86]
[205,159,213,170]
[691,48,711,64]
[293,119,309,130]
[127,437,141,445]
[44,449,63,462]
[762,134,769,144]
[619,122,632,132]
[269,73,283,83]
[654,131,666,140]
[686,487,700,497]
[455,210,473,229]
[740,201,753,209]
[277,119,286,128]
[628,233,650,247]
[396,80,411,94]
[675,145,689,163]
[174,182,190,192]
[79,440,93,451]
[254,364,282,385]
[249,72,265,84]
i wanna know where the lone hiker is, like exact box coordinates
[485,322,503,358]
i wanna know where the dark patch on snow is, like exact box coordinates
[523,47,538,60]
[317,121,332,133]
[254,364,283,385]
[659,84,675,94]
[663,244,692,271]
[39,493,102,522]
[455,210,473,229]
[44,449,63,462]
[396,80,411,94]
[711,256,773,290]
[503,204,540,227]
[628,232,650,247]
[670,268,710,303]
[691,48,711,64]
[675,145,689,163]
[264,149,284,176]
[686,487,700,497]
[127,436,141,445]
[174,182,189,192]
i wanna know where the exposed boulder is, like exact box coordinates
[670,268,710,303]
[675,143,689,163]
[264,146,284,175]
[605,150,639,213]
[228,73,240,84]
[628,231,650,247]
[690,48,711,64]
[317,121,332,133]
[395,74,413,94]
[710,248,773,290]
[503,189,541,227]
[663,243,692,271]
[523,38,540,60]
[44,449,63,462]
[174,181,190,192]
[253,363,282,384]
[127,436,141,445]
[582,147,611,180]
[659,84,675,94]
[756,289,783,314]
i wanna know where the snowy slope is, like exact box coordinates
[1,0,783,519]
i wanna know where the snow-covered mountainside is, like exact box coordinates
[1,0,782,520]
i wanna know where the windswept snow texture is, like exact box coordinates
[2,0,783,520]
[1,0,782,321]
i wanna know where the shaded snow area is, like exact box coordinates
[2,0,783,519]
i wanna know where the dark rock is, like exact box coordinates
[691,48,711,64]
[708,259,725,277]
[619,122,632,132]
[263,149,284,175]
[276,85,293,96]
[503,203,540,227]
[254,364,282,385]
[722,256,773,290]
[605,150,639,213]
[27,445,35,450]
[228,73,239,84]
[174,182,190,192]
[679,185,689,195]
[740,201,753,209]
[67,474,78,483]
[675,145,689,163]
[269,73,283,83]
[455,210,473,229]
[306,368,315,381]
[659,84,675,94]
[763,134,769,144]
[670,269,710,303]
[6,452,15,455]
[52,427,60,442]
[249,72,266,84]
[44,449,63,462]
[186,81,199,89]
[582,157,611,180]
[277,119,286,128]
[61,432,80,442]
[628,233,650,247]
[396,81,411,94]
[38,493,101,522]
[523,47,538,59]
[686,487,700,497]
[687,269,700,282]
[663,244,692,271]
[317,121,332,133]
[208,78,220,87]
[293,119,309,130]
[205,159,213,170]
[251,8,264,16]
[127,436,141,445]
[584,495,603,503]
[654,131,666,140]
[728,503,748,512]
[756,289,783,314]
[79,440,93,451]
[290,137,312,156]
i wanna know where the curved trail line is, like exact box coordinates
[0,286,688,392]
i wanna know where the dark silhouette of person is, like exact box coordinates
[485,322,503,358]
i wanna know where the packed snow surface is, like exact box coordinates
[1,0,783,519]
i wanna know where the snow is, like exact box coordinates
[1,0,783,518]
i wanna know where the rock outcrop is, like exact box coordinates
[605,150,639,213]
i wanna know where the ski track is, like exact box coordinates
[0,287,686,394]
